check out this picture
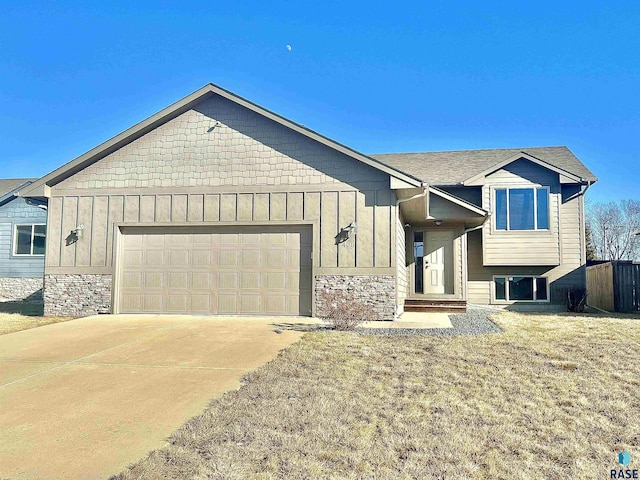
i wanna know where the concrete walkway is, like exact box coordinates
[0,315,315,480]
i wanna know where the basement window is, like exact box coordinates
[14,224,46,256]
[494,276,548,302]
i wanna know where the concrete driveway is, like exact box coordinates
[0,314,317,480]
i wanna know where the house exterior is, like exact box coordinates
[0,179,47,302]
[20,84,597,318]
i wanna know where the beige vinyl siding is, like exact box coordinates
[482,159,560,266]
[429,195,477,219]
[455,227,464,298]
[396,209,407,311]
[468,184,585,305]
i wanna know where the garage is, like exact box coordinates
[116,225,313,315]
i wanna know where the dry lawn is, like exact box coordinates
[113,312,640,479]
[0,311,73,335]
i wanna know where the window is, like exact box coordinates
[495,187,549,230]
[14,224,46,256]
[494,276,548,302]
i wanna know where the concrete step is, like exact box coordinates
[404,298,467,313]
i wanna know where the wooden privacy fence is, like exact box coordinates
[586,261,640,313]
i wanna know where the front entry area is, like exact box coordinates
[116,225,313,315]
[413,229,454,295]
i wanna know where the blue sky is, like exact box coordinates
[0,1,638,203]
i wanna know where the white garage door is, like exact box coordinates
[117,226,312,315]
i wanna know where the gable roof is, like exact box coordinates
[370,146,598,186]
[20,83,422,198]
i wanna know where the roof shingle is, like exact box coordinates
[370,146,597,185]
[0,179,35,197]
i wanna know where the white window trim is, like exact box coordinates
[13,224,46,256]
[492,275,550,303]
[493,186,550,232]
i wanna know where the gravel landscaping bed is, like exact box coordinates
[354,307,502,336]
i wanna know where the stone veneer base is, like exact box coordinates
[314,275,396,321]
[43,273,397,319]
[0,277,44,303]
[44,274,112,317]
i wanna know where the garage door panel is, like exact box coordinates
[287,272,300,289]
[118,226,312,316]
[191,250,211,267]
[266,250,287,268]
[239,295,261,313]
[241,250,261,266]
[218,250,238,267]
[288,295,302,315]
[220,234,239,245]
[168,272,188,289]
[240,272,260,289]
[122,272,142,289]
[191,272,210,289]
[121,294,142,311]
[143,294,163,312]
[144,272,163,289]
[217,295,238,314]
[145,235,165,247]
[241,233,261,245]
[265,295,286,314]
[218,272,238,289]
[145,250,165,266]
[192,234,213,245]
[289,250,300,268]
[264,272,286,290]
[123,251,143,267]
[190,294,211,313]
[168,295,188,312]
[170,250,189,266]
[267,233,288,245]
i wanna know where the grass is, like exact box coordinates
[112,311,640,479]
[0,305,73,335]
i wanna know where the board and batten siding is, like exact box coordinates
[45,189,396,273]
[468,183,585,304]
[482,159,561,266]
[0,197,47,277]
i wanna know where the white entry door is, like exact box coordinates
[423,230,454,294]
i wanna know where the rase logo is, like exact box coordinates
[611,450,638,479]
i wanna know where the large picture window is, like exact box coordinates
[494,276,548,302]
[14,224,46,256]
[495,187,549,230]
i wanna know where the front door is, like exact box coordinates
[423,230,454,295]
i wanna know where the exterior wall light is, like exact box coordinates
[72,225,85,238]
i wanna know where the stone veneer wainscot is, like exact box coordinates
[44,274,112,316]
[314,275,396,321]
[0,277,43,303]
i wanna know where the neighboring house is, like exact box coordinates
[0,179,47,302]
[20,84,597,318]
